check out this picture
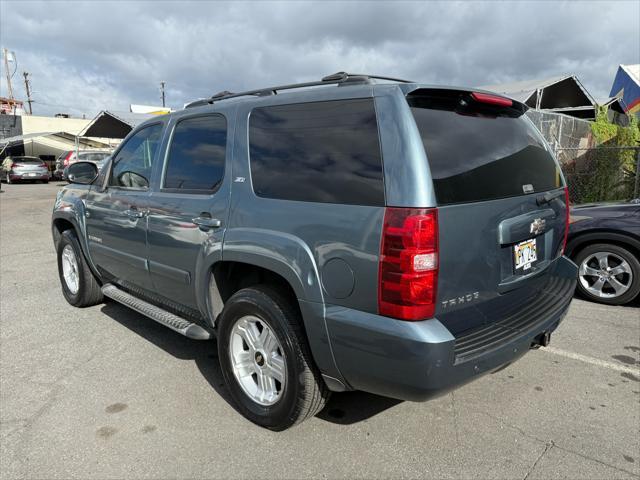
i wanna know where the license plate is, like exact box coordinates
[514,238,537,271]
[27,172,37,176]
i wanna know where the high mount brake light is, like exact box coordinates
[471,92,513,107]
[378,208,439,321]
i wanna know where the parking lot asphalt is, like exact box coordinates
[1,183,639,480]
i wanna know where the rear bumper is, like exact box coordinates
[324,256,578,401]
[10,173,50,181]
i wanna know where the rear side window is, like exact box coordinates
[164,115,226,192]
[408,90,562,205]
[249,99,384,206]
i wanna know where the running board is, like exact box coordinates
[101,284,211,340]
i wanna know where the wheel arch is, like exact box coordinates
[566,230,640,260]
[201,257,345,386]
[52,217,76,247]
[52,207,100,280]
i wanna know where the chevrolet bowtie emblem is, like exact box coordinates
[530,218,546,235]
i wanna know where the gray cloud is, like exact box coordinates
[1,0,638,117]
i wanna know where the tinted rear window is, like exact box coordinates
[163,115,226,191]
[249,99,384,206]
[13,159,43,165]
[408,90,562,205]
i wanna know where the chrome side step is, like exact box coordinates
[101,283,211,340]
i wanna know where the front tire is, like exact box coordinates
[217,285,329,430]
[574,243,640,305]
[57,230,103,307]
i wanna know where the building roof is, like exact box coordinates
[621,64,640,85]
[0,131,111,156]
[480,75,571,103]
[600,96,627,114]
[610,64,640,117]
[79,110,156,138]
[479,74,596,119]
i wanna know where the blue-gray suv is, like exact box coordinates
[52,72,578,430]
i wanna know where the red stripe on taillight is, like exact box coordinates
[561,186,570,255]
[378,207,439,321]
[471,91,513,107]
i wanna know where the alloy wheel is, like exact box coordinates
[578,251,633,299]
[61,244,80,294]
[229,315,286,406]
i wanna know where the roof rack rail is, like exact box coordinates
[185,72,414,109]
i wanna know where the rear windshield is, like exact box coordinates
[408,90,562,205]
[13,158,43,165]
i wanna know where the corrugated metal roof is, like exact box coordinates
[0,131,60,145]
[479,74,596,112]
[0,131,111,148]
[78,110,156,138]
[479,75,571,102]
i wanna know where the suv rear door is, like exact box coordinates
[146,112,232,310]
[407,89,571,351]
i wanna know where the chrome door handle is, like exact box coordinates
[192,217,221,230]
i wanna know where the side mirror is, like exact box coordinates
[66,161,99,184]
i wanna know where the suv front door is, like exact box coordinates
[85,123,164,291]
[146,113,231,311]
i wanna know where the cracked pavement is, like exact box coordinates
[1,183,639,479]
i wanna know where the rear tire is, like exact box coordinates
[574,243,640,305]
[217,285,329,430]
[57,230,104,307]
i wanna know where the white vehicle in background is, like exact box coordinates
[54,150,112,181]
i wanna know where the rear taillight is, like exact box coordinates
[63,151,74,167]
[378,207,439,321]
[561,186,570,255]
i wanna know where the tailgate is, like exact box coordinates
[407,88,571,337]
[437,193,569,337]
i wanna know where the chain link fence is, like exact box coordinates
[526,109,639,204]
[558,146,639,204]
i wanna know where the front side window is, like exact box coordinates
[249,99,384,206]
[163,115,226,191]
[110,124,163,189]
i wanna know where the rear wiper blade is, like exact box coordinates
[536,189,565,206]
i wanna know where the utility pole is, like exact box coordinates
[3,48,15,100]
[23,71,33,114]
[160,81,166,107]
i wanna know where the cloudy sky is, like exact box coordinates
[1,0,638,118]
